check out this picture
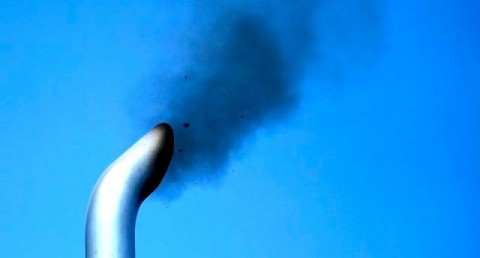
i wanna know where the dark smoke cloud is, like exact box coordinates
[144,0,382,197]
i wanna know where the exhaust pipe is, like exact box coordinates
[86,123,174,258]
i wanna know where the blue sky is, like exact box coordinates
[1,0,479,257]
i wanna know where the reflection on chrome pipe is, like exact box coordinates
[86,123,174,258]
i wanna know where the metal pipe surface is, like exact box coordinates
[86,123,174,258]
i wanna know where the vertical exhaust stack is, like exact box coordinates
[86,123,174,258]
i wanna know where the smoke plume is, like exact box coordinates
[144,0,382,197]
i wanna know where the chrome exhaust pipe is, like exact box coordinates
[86,123,174,258]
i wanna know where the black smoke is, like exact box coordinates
[143,0,382,197]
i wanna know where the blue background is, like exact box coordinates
[0,0,479,257]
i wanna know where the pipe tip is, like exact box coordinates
[139,122,174,200]
[153,122,173,134]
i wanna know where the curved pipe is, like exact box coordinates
[86,123,174,258]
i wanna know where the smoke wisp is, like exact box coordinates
[144,0,382,197]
